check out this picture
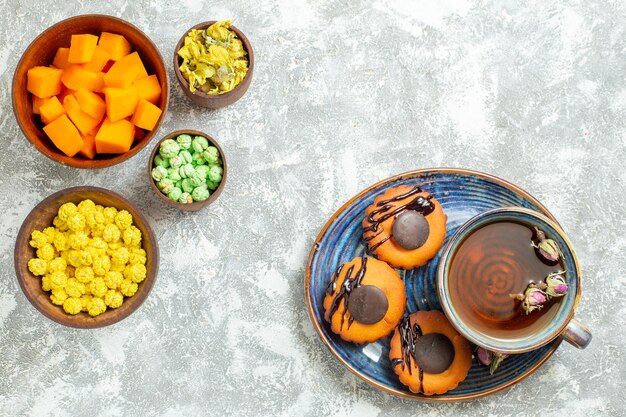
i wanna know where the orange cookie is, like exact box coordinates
[323,257,406,344]
[363,185,447,269]
[389,310,472,395]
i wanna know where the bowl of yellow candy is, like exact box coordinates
[174,20,254,109]
[14,186,159,328]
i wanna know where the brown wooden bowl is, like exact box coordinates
[14,186,159,328]
[173,21,254,109]
[148,129,227,212]
[12,14,169,169]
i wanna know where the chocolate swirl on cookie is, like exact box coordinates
[363,186,435,251]
[325,257,369,330]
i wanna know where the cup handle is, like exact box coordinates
[561,318,592,349]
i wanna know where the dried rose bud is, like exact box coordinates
[490,352,510,375]
[532,227,562,265]
[545,271,568,298]
[476,347,493,366]
[522,287,547,314]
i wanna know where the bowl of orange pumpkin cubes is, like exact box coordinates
[12,14,169,169]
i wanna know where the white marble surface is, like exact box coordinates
[1,0,625,416]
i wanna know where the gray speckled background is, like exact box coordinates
[0,0,625,416]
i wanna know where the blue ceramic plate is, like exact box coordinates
[305,168,562,401]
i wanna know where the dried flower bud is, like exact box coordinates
[532,227,562,266]
[522,286,547,314]
[490,352,510,375]
[476,347,493,366]
[545,271,568,298]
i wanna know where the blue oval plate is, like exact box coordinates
[305,168,563,401]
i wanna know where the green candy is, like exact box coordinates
[192,186,210,202]
[151,166,168,182]
[178,192,193,204]
[192,152,205,165]
[179,150,193,164]
[195,165,210,178]
[154,155,170,168]
[169,155,183,169]
[206,180,218,191]
[181,178,194,193]
[176,134,192,150]
[208,165,223,183]
[167,167,182,182]
[157,178,174,194]
[168,187,182,202]
[203,146,220,164]
[191,136,209,153]
[189,171,207,187]
[174,180,183,189]
[159,139,180,159]
[179,163,195,178]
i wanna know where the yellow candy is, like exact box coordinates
[48,257,67,273]
[114,210,133,231]
[75,266,94,283]
[92,255,111,276]
[65,278,86,297]
[129,248,147,265]
[63,297,83,315]
[88,278,108,298]
[57,202,78,221]
[88,297,107,316]
[41,275,52,291]
[102,223,121,242]
[52,232,68,251]
[29,230,49,248]
[49,271,68,290]
[124,263,147,283]
[104,271,123,289]
[28,199,145,316]
[28,258,47,276]
[36,243,56,261]
[102,206,118,224]
[50,288,68,305]
[119,279,138,297]
[77,199,96,216]
[104,290,123,308]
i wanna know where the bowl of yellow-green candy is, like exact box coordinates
[14,186,159,328]
[148,129,227,212]
[173,20,254,109]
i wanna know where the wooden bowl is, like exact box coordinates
[14,186,159,328]
[12,14,169,169]
[148,129,227,212]
[173,21,254,109]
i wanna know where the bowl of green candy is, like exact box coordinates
[148,129,226,211]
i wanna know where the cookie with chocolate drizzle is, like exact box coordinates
[323,257,406,344]
[362,185,447,269]
[389,310,472,395]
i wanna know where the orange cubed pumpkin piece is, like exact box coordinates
[83,45,111,72]
[32,96,48,115]
[104,87,138,122]
[78,134,97,159]
[61,65,104,92]
[27,66,63,98]
[68,34,99,64]
[95,118,134,154]
[103,52,147,88]
[133,75,161,105]
[63,95,101,136]
[52,47,71,69]
[130,99,162,131]
[98,32,132,61]
[74,89,106,121]
[42,114,84,157]
[40,96,66,125]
